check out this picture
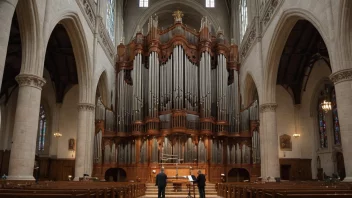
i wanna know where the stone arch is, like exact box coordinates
[338,0,352,70]
[243,72,259,107]
[130,0,220,41]
[15,0,41,75]
[44,12,93,104]
[95,70,109,107]
[264,9,332,104]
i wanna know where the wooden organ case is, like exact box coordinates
[93,11,260,182]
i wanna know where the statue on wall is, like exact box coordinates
[69,138,75,150]
[279,134,292,151]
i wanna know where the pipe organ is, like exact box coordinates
[93,11,260,182]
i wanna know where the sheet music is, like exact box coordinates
[188,175,194,182]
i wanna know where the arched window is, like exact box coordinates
[317,91,328,148]
[206,0,215,8]
[38,105,47,151]
[139,0,148,7]
[239,0,248,41]
[106,0,115,42]
[331,88,341,145]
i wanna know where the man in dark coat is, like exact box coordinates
[196,170,206,198]
[155,168,167,198]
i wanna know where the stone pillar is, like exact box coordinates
[74,103,95,181]
[7,74,46,180]
[330,69,352,182]
[259,103,279,182]
[0,0,18,89]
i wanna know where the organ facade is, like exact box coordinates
[93,11,260,182]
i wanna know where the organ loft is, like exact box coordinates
[93,11,260,182]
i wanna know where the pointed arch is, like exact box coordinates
[44,12,93,104]
[95,70,109,107]
[243,72,258,107]
[15,0,41,75]
[338,0,352,70]
[263,8,332,104]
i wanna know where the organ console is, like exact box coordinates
[93,11,260,182]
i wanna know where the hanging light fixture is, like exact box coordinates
[54,132,62,138]
[54,105,62,138]
[321,100,332,113]
[320,87,332,113]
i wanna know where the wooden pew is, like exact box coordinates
[0,181,146,198]
[216,182,352,198]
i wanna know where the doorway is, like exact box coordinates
[104,168,127,182]
[227,168,250,182]
[336,152,346,180]
[280,165,291,180]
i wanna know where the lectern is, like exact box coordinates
[186,175,196,198]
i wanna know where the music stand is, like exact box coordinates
[186,175,196,198]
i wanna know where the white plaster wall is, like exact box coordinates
[56,85,79,159]
[276,85,298,158]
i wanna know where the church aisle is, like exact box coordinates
[138,183,222,198]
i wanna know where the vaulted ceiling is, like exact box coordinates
[277,20,330,104]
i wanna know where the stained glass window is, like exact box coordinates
[139,0,148,7]
[206,0,215,8]
[318,92,328,148]
[106,0,115,42]
[38,105,46,151]
[331,88,341,145]
[239,0,248,41]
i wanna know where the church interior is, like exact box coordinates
[1,0,352,197]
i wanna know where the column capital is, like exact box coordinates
[260,103,277,113]
[330,69,352,84]
[78,103,95,111]
[15,74,46,90]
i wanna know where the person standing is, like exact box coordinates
[155,168,168,198]
[34,162,39,184]
[196,170,206,198]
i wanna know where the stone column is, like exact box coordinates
[259,103,279,182]
[7,74,46,180]
[74,103,95,181]
[330,69,352,182]
[0,0,18,89]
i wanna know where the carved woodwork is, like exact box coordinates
[92,11,259,183]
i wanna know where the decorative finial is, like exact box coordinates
[172,10,184,23]
[136,25,141,33]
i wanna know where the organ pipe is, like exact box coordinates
[97,11,266,176]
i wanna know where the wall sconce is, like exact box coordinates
[293,133,300,138]
[71,150,75,157]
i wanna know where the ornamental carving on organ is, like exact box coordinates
[115,11,240,137]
